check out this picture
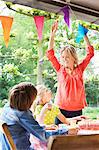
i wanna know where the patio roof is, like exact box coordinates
[3,0,99,25]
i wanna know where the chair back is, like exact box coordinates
[48,134,99,150]
[1,123,16,150]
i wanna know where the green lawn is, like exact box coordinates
[83,107,99,119]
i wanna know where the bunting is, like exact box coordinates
[34,16,44,41]
[61,6,70,28]
[0,16,13,48]
[76,24,89,43]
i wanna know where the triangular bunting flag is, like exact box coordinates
[61,6,70,28]
[0,16,13,48]
[34,16,44,41]
[76,24,89,43]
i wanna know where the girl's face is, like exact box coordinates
[61,50,75,69]
[42,89,52,104]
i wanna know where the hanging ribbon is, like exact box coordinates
[61,5,70,28]
[34,16,44,41]
[76,24,89,43]
[0,16,13,48]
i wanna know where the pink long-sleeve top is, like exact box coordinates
[46,46,94,111]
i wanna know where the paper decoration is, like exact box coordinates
[76,24,89,43]
[0,16,13,48]
[61,6,70,28]
[34,16,44,41]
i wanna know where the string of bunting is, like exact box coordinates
[0,2,99,47]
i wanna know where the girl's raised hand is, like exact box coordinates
[51,20,58,36]
[48,20,58,49]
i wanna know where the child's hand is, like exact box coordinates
[69,119,77,126]
[65,119,71,125]
[47,103,52,110]
[51,20,58,36]
[44,103,52,110]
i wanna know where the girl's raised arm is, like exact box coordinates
[79,35,94,72]
[47,21,61,72]
[48,20,58,50]
[84,35,91,46]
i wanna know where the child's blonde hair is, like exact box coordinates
[36,84,48,99]
[61,46,78,66]
[32,85,49,113]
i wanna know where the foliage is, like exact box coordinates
[83,107,99,119]
[6,2,99,32]
[6,2,59,19]
[85,76,99,106]
[0,3,99,106]
[0,63,23,99]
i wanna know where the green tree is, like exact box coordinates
[0,3,99,107]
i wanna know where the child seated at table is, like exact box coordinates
[30,85,80,149]
[0,82,79,150]
[31,84,70,126]
[0,82,51,150]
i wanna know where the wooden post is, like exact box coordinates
[37,40,43,85]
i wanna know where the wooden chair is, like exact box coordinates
[48,134,99,150]
[0,123,16,150]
